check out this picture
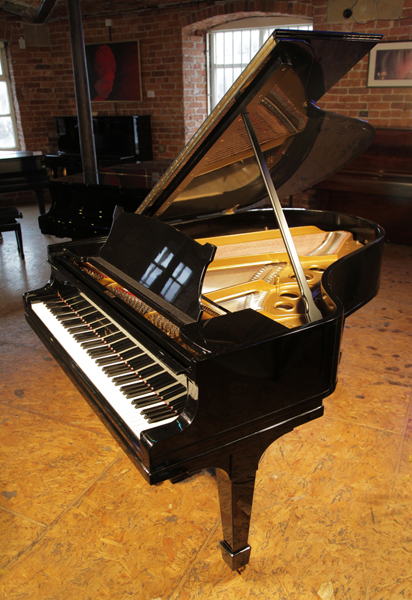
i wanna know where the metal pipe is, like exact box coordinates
[67,0,98,184]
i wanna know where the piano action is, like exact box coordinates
[24,30,385,570]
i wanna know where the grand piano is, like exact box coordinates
[39,115,156,239]
[24,30,385,571]
[0,151,48,214]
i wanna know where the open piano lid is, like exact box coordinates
[96,29,382,325]
[136,29,382,222]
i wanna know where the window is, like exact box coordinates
[208,19,313,112]
[0,42,18,149]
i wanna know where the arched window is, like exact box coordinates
[207,17,313,112]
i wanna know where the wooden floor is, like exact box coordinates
[1,204,411,600]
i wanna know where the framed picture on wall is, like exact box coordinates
[367,41,412,87]
[86,40,142,102]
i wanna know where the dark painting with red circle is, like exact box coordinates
[86,41,142,102]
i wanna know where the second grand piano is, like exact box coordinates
[24,30,385,570]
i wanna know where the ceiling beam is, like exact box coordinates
[34,0,58,23]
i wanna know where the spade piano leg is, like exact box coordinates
[216,467,257,570]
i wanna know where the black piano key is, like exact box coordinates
[110,339,135,353]
[68,306,96,318]
[120,373,155,391]
[59,296,83,308]
[87,346,114,358]
[117,347,144,361]
[142,406,174,419]
[69,321,91,330]
[101,332,124,345]
[96,354,128,367]
[69,298,89,307]
[50,307,74,317]
[131,393,162,407]
[142,404,186,423]
[124,383,154,400]
[93,323,117,337]
[145,372,175,389]
[81,338,105,349]
[103,362,129,377]
[126,354,153,371]
[87,335,124,356]
[95,348,144,368]
[101,356,139,374]
[103,363,131,376]
[65,317,110,331]
[113,372,138,386]
[145,411,178,424]
[138,363,163,379]
[77,311,104,324]
[103,352,147,373]
[168,396,187,410]
[95,347,143,367]
[44,298,67,307]
[44,292,187,428]
[53,301,88,314]
[64,318,86,329]
[142,396,186,418]
[123,383,153,396]
[161,384,186,400]
[74,332,97,342]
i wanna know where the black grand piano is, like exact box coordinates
[39,115,155,239]
[24,30,385,571]
[0,151,48,214]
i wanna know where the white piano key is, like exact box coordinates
[32,300,185,439]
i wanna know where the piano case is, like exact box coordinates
[24,30,385,571]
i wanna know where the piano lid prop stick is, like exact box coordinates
[241,111,322,324]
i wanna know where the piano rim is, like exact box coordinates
[23,207,385,482]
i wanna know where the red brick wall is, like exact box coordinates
[0,1,314,162]
[0,0,410,169]
[313,0,412,128]
[0,9,189,161]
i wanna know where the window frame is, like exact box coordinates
[0,42,19,150]
[207,19,313,113]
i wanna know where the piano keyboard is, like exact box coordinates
[31,289,189,440]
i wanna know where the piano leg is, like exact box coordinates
[34,189,46,215]
[216,467,256,570]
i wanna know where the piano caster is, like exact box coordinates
[220,540,251,571]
